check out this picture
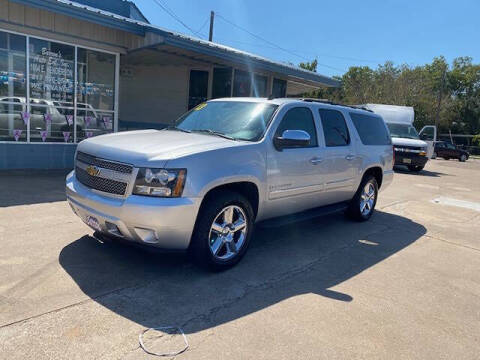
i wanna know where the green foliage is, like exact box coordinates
[473,134,480,147]
[299,59,318,72]
[301,57,480,134]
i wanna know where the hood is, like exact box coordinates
[391,137,427,148]
[76,129,241,167]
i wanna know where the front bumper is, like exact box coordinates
[66,171,201,250]
[394,152,428,168]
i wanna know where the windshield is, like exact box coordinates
[173,101,278,141]
[386,123,419,139]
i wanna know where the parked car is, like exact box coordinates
[0,97,103,141]
[363,104,437,172]
[433,141,469,162]
[66,98,394,270]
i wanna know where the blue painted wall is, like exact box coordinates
[0,143,76,170]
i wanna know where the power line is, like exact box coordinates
[215,13,346,72]
[151,0,204,38]
[195,16,210,37]
[213,38,381,64]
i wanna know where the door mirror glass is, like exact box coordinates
[274,130,311,150]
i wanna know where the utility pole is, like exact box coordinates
[209,11,214,42]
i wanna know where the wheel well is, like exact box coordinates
[363,167,383,189]
[201,182,260,218]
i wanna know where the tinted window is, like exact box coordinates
[275,107,317,147]
[319,109,350,147]
[253,74,267,97]
[272,78,286,98]
[212,67,232,99]
[233,70,251,97]
[350,112,391,145]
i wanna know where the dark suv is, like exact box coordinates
[433,141,469,162]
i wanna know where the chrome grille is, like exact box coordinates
[75,167,127,195]
[75,152,133,196]
[76,151,133,174]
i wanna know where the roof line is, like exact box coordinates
[15,0,340,87]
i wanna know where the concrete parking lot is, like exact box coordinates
[1,159,479,359]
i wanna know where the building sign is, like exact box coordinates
[29,47,74,102]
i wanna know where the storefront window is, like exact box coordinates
[1,31,118,144]
[29,38,75,142]
[233,70,251,97]
[77,48,115,111]
[76,47,115,141]
[0,31,26,141]
[253,74,268,97]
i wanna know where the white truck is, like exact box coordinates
[363,104,437,172]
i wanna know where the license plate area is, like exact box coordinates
[85,215,102,232]
[403,158,412,164]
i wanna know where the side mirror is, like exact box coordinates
[274,130,311,151]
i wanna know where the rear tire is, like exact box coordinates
[347,175,378,222]
[408,165,424,172]
[189,190,254,271]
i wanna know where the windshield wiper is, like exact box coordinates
[193,129,236,140]
[165,125,191,133]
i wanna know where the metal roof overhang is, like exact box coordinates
[13,0,340,87]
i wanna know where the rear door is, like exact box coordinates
[317,108,357,202]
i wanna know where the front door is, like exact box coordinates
[188,70,209,110]
[266,106,325,218]
[419,125,437,158]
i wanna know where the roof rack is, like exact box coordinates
[299,98,373,112]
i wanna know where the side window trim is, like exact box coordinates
[318,108,351,147]
[274,106,318,149]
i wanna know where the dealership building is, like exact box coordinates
[0,0,338,169]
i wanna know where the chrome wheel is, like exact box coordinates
[208,205,247,261]
[360,182,376,216]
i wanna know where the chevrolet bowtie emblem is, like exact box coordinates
[86,165,100,177]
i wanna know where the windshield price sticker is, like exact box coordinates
[194,103,207,111]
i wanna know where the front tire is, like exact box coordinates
[459,154,467,162]
[189,191,254,271]
[347,175,378,222]
[432,152,437,159]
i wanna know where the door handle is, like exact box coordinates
[345,154,356,161]
[310,157,323,165]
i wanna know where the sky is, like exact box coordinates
[133,0,479,77]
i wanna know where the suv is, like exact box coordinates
[433,141,469,162]
[66,98,394,270]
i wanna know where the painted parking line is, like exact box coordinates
[432,197,480,212]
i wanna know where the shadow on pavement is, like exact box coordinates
[393,166,449,177]
[59,210,425,333]
[0,170,70,207]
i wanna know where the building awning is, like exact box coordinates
[13,0,340,88]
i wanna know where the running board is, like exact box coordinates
[258,201,349,228]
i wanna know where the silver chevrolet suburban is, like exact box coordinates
[66,98,394,270]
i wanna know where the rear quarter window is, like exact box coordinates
[349,112,392,145]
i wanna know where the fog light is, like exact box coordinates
[105,222,123,237]
[135,227,159,244]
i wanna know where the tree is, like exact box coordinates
[299,59,318,72]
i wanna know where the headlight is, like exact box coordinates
[133,168,186,197]
[419,147,427,156]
